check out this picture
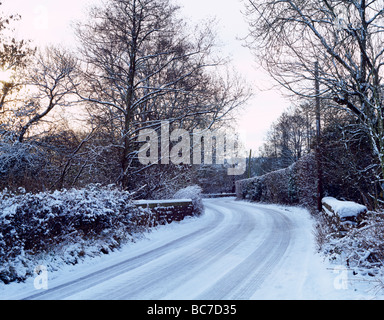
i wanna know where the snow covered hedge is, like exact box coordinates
[0,184,203,284]
[0,185,141,283]
[236,154,317,210]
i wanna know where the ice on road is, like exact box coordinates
[4,198,362,300]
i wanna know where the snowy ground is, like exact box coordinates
[0,198,380,300]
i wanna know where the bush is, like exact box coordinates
[316,211,384,281]
[173,185,204,215]
[0,184,141,283]
[236,154,317,211]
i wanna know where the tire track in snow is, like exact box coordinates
[23,199,295,300]
[23,207,225,300]
[196,203,292,300]
[231,208,292,299]
[65,202,266,299]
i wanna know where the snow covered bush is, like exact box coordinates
[173,185,204,216]
[0,184,142,284]
[262,166,297,204]
[295,154,317,210]
[0,184,204,284]
[317,211,384,286]
[313,199,384,293]
[0,142,48,190]
[236,154,317,211]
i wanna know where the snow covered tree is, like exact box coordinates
[244,0,384,193]
[75,0,250,190]
[0,45,82,191]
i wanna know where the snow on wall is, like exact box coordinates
[322,197,367,219]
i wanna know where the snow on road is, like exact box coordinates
[2,198,366,300]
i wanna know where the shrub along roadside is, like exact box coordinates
[236,154,317,212]
[314,210,384,285]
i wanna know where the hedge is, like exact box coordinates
[236,154,318,211]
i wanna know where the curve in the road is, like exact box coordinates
[24,198,296,300]
[196,202,293,300]
[23,205,225,300]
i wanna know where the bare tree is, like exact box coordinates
[17,47,79,143]
[0,6,35,139]
[75,0,251,189]
[0,46,82,191]
[244,0,384,190]
[259,105,314,171]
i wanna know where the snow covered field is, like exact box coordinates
[0,198,378,300]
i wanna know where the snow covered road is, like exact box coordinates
[5,198,362,300]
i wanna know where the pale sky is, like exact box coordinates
[1,0,290,153]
